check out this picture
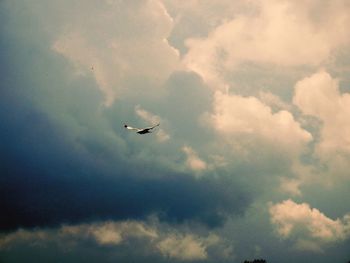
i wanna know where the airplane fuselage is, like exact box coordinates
[137,129,151,134]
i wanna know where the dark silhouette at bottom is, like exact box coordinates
[243,259,266,263]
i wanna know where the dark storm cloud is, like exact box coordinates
[1,121,249,231]
[1,164,247,232]
[0,4,251,232]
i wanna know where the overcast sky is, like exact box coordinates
[1,1,350,262]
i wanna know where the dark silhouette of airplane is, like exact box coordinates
[124,123,160,134]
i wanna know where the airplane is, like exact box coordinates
[124,123,160,134]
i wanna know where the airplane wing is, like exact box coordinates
[124,125,141,131]
[146,123,160,130]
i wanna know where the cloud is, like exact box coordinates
[0,150,249,231]
[209,91,312,158]
[0,221,157,249]
[163,0,252,54]
[88,224,123,245]
[0,0,252,233]
[152,70,214,149]
[183,0,350,86]
[157,234,208,261]
[258,91,292,112]
[278,162,316,196]
[182,145,207,173]
[135,105,170,142]
[0,229,50,249]
[2,1,350,262]
[0,220,230,262]
[293,71,350,178]
[62,221,158,246]
[279,178,302,197]
[269,199,350,252]
[52,0,180,106]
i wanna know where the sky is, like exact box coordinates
[1,0,350,262]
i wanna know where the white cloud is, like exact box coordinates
[157,233,208,261]
[0,221,158,249]
[183,0,350,86]
[182,145,207,172]
[0,220,228,261]
[60,221,158,246]
[53,0,180,106]
[269,199,350,252]
[89,223,123,245]
[293,70,350,178]
[293,71,340,123]
[135,105,161,126]
[209,91,312,157]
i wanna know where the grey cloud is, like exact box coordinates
[2,1,350,263]
[0,1,250,232]
[0,220,235,263]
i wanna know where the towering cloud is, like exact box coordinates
[294,71,350,164]
[183,0,350,86]
[52,0,180,106]
[1,1,350,262]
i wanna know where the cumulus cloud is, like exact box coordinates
[1,2,251,233]
[163,0,253,54]
[0,220,229,262]
[0,2,251,232]
[53,0,180,106]
[293,71,350,174]
[209,91,312,157]
[183,0,350,86]
[0,221,157,248]
[62,221,158,246]
[157,233,208,260]
[269,199,350,252]
[3,0,350,262]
